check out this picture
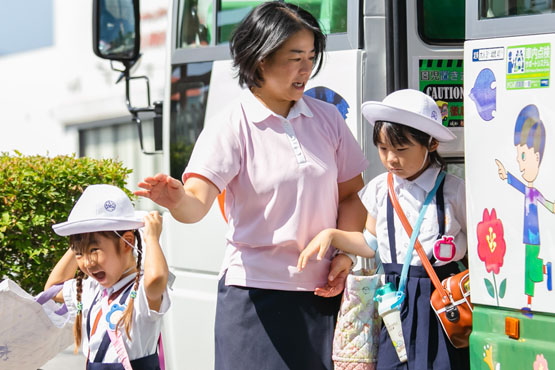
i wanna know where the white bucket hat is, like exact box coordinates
[361,89,456,142]
[53,184,144,236]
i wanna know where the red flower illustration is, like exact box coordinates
[477,208,506,274]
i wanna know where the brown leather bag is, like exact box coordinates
[429,269,472,348]
[387,172,473,348]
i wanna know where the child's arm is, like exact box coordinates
[142,211,169,312]
[45,248,78,303]
[297,216,376,271]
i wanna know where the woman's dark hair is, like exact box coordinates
[229,1,326,88]
[373,121,446,170]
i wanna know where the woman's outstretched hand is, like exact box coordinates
[135,173,185,210]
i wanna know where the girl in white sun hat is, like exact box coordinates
[45,184,170,370]
[298,89,468,369]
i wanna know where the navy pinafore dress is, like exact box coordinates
[86,284,161,370]
[376,178,470,370]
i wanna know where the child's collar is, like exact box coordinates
[393,165,441,193]
[103,272,136,296]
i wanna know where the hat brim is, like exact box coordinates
[361,101,456,142]
[53,217,145,236]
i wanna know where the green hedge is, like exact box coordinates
[0,152,133,294]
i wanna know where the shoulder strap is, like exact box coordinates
[387,172,451,305]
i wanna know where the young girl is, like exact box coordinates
[298,89,469,370]
[45,184,170,370]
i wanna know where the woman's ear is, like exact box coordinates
[258,59,266,74]
[429,138,439,152]
[120,231,135,252]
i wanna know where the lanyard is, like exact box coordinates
[388,171,446,308]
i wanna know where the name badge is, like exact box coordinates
[433,235,456,262]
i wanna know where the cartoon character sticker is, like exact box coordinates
[470,68,496,121]
[304,86,349,120]
[494,104,553,311]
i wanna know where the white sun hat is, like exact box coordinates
[361,89,456,142]
[53,184,145,236]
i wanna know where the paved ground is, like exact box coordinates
[39,346,84,370]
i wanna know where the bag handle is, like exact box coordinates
[387,172,451,304]
[35,283,68,315]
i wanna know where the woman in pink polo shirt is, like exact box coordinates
[136,2,368,369]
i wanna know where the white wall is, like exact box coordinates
[0,0,169,157]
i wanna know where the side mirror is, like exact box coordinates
[93,0,140,62]
[92,0,163,155]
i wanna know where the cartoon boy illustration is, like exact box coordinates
[495,104,553,309]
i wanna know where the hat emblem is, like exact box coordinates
[431,111,438,120]
[104,200,117,212]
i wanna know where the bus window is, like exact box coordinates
[177,0,212,48]
[417,0,465,44]
[169,62,213,179]
[216,0,348,44]
[480,0,554,19]
[289,0,348,34]
[216,0,265,44]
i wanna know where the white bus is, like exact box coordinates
[93,0,555,369]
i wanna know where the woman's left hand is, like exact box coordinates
[314,254,352,297]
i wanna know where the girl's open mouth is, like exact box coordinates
[92,271,106,281]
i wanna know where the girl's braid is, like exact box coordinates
[116,229,143,339]
[73,269,85,353]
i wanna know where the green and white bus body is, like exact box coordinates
[464,2,555,369]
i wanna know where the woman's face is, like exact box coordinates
[255,28,315,115]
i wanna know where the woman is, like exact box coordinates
[136,2,368,369]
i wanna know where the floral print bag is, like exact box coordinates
[333,258,383,370]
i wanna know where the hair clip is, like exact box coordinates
[130,290,137,299]
[76,301,83,314]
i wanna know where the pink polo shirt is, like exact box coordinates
[184,90,368,291]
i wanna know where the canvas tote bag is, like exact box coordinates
[0,279,73,370]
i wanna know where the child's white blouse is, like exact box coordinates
[359,166,467,266]
[62,273,171,363]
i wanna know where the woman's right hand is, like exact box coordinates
[135,173,185,210]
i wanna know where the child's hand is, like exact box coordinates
[297,229,334,271]
[143,211,163,242]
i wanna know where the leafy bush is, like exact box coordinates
[0,152,133,294]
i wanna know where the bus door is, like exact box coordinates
[465,2,555,369]
[406,1,465,176]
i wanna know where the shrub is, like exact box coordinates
[0,152,133,294]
